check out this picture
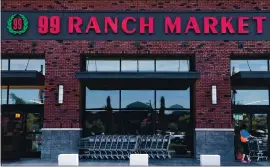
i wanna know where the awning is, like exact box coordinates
[231,71,270,87]
[232,105,270,113]
[1,70,45,86]
[1,104,44,113]
[76,72,200,89]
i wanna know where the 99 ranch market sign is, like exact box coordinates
[2,11,270,40]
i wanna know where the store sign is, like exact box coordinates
[2,11,270,40]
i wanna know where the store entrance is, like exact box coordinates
[83,89,193,157]
[1,106,42,160]
[233,113,269,158]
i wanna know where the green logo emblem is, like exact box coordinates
[7,14,29,35]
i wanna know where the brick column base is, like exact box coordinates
[41,129,81,160]
[194,128,234,161]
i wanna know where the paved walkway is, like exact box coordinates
[2,158,270,166]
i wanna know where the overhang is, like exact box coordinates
[76,72,200,90]
[231,71,270,87]
[1,70,45,86]
[232,105,270,113]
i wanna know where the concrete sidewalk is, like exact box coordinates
[2,158,270,166]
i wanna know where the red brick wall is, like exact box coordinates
[2,0,270,129]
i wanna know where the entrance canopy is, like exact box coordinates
[76,72,200,90]
[231,71,270,87]
[1,70,45,86]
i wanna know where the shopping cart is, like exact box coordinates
[78,134,171,160]
[248,137,268,161]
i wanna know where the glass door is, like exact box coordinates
[1,112,23,160]
[22,113,42,158]
[233,113,269,158]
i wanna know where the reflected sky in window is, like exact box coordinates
[156,60,189,72]
[121,90,155,108]
[86,89,191,109]
[10,59,45,74]
[87,60,120,72]
[156,89,190,109]
[233,90,269,105]
[1,89,7,104]
[121,60,154,72]
[1,60,8,70]
[8,89,44,104]
[231,60,268,74]
[86,89,120,108]
[86,59,190,72]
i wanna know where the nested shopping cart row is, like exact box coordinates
[79,135,171,160]
[248,137,268,161]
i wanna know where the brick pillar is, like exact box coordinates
[194,43,234,161]
[41,42,81,160]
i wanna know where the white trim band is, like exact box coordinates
[41,128,82,131]
[195,128,234,132]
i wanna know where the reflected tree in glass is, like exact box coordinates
[85,119,105,135]
[27,113,39,132]
[105,96,113,134]
[10,93,26,104]
[168,122,178,133]
[158,96,165,132]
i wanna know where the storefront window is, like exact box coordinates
[232,89,269,105]
[8,88,44,104]
[121,60,155,72]
[1,88,8,104]
[121,90,154,109]
[231,60,268,75]
[1,59,9,70]
[156,89,191,157]
[84,88,192,157]
[85,89,120,135]
[87,60,120,72]
[85,59,190,72]
[156,60,189,72]
[85,89,119,109]
[156,89,190,109]
[10,59,45,75]
[121,90,155,135]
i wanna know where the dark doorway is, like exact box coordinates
[1,105,43,160]
[233,112,269,159]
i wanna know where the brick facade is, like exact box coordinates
[2,0,270,130]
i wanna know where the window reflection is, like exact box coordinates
[87,60,120,72]
[85,89,119,109]
[26,113,41,132]
[139,60,155,71]
[84,89,192,156]
[121,60,154,72]
[9,88,44,104]
[10,59,45,75]
[84,110,121,136]
[232,89,269,105]
[231,60,268,75]
[1,59,8,70]
[1,88,7,104]
[121,90,155,135]
[156,89,190,109]
[156,60,189,72]
[85,59,190,72]
[25,134,42,152]
[121,90,154,109]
